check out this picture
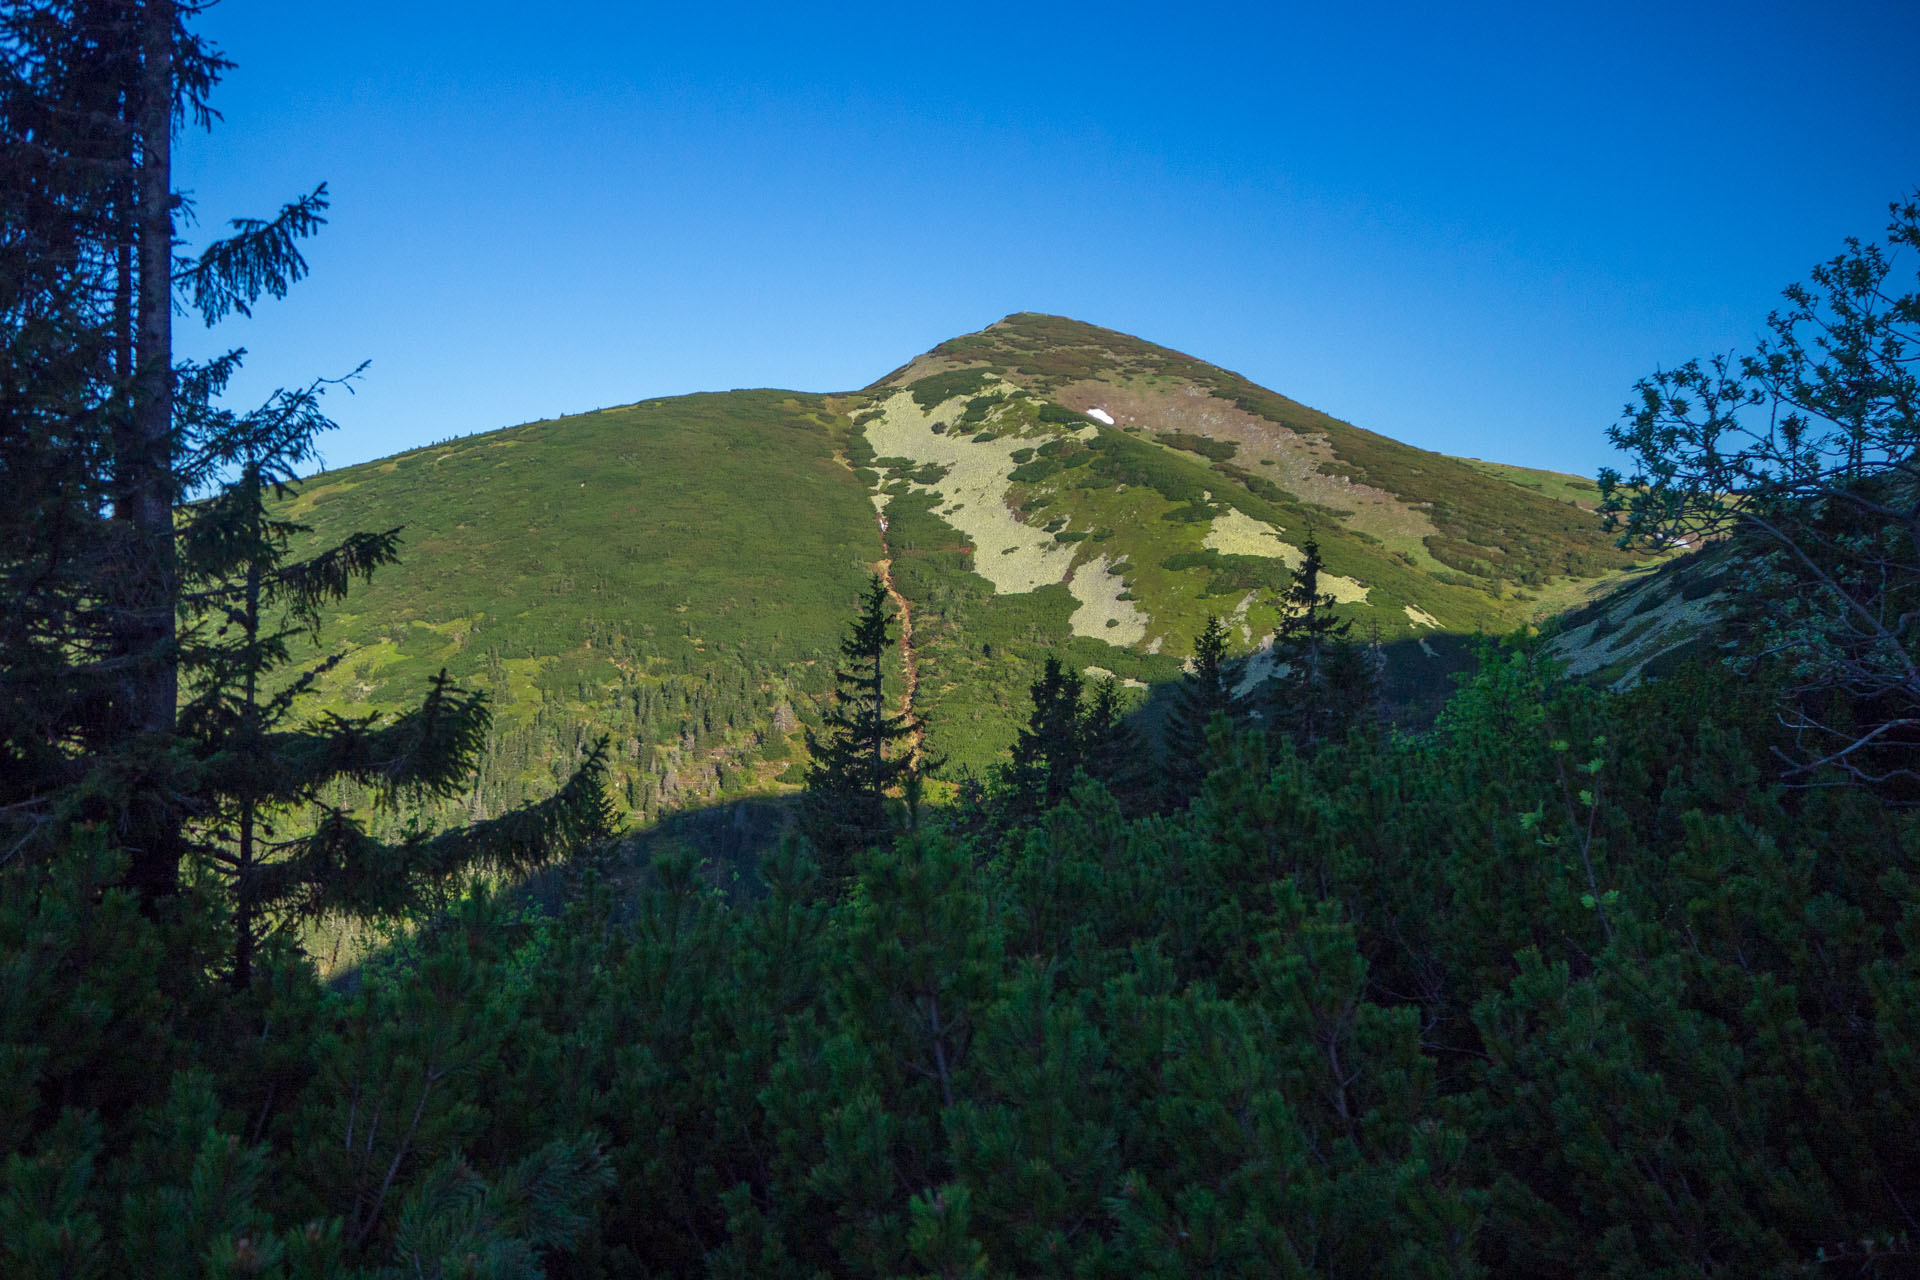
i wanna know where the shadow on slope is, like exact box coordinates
[326,633,1495,990]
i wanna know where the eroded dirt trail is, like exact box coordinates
[874,541,924,754]
[836,442,924,754]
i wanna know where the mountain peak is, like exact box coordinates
[277,316,1644,797]
[889,312,1224,395]
[861,310,1633,630]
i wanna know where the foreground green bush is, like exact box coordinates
[5,643,1915,1276]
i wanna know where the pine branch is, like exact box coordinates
[405,737,615,882]
[277,670,492,803]
[274,528,403,635]
[177,184,327,324]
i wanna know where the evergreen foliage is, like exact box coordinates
[1077,671,1151,814]
[995,655,1145,819]
[0,0,614,989]
[271,387,875,819]
[998,654,1086,818]
[991,654,1149,826]
[0,0,235,895]
[801,576,924,878]
[176,425,617,987]
[1161,614,1247,805]
[9,620,1920,1276]
[1265,534,1376,748]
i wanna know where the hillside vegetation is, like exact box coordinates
[284,390,878,826]
[896,313,1638,591]
[21,641,1917,1277]
[281,316,1651,807]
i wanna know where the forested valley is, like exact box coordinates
[5,4,1919,1277]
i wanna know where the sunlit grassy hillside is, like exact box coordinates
[285,390,879,825]
[891,313,1639,590]
[282,317,1659,822]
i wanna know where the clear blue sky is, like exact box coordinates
[173,0,1920,480]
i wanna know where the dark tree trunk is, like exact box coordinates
[117,0,180,899]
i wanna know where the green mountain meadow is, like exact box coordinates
[286,314,1652,826]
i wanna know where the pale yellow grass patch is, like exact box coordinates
[1068,554,1149,645]
[864,385,1086,594]
[1403,605,1440,629]
[1231,592,1258,642]
[1204,507,1290,556]
[282,477,361,520]
[1232,641,1284,700]
[1202,509,1370,603]
[1550,583,1724,682]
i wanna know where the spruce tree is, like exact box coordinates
[0,0,127,813]
[0,0,329,899]
[1079,672,1151,814]
[1161,614,1246,806]
[801,575,922,880]
[2,1,614,981]
[999,654,1085,819]
[176,427,616,987]
[996,655,1147,818]
[1265,534,1371,748]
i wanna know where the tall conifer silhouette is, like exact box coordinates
[1163,614,1247,805]
[802,575,922,879]
[1267,534,1371,747]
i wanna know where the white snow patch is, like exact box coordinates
[1086,407,1115,425]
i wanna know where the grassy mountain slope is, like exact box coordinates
[286,390,879,824]
[282,315,1656,818]
[892,314,1636,588]
[856,314,1650,764]
[1546,548,1734,689]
